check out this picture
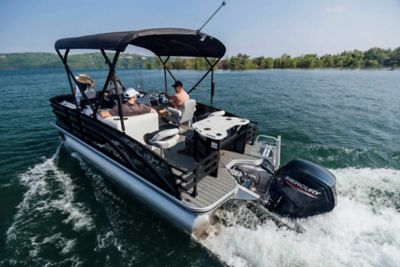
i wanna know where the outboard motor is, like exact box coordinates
[267,159,337,217]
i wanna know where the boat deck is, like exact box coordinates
[180,166,236,208]
[61,112,260,210]
[178,149,259,208]
[157,123,258,208]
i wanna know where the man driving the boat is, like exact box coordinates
[168,80,189,108]
[99,88,156,118]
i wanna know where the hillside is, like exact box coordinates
[1,47,399,70]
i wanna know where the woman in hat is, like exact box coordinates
[75,74,96,105]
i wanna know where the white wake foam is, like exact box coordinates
[7,147,93,239]
[203,168,400,267]
[49,164,94,232]
[5,146,93,264]
[70,153,135,263]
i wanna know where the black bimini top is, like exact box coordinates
[55,28,226,58]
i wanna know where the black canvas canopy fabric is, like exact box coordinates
[55,28,226,58]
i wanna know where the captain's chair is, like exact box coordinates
[165,99,196,129]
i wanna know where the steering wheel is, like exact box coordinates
[140,90,162,106]
[143,90,159,101]
[158,92,169,104]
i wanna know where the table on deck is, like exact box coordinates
[192,116,250,141]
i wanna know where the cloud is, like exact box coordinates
[324,3,351,14]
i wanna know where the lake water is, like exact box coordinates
[0,69,399,266]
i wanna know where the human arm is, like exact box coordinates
[100,105,120,118]
[99,111,111,118]
[169,95,178,108]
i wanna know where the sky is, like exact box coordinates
[0,0,400,57]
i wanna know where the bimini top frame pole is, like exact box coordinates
[157,55,221,105]
[187,57,221,105]
[98,50,124,132]
[55,48,91,109]
[55,48,125,132]
[158,56,177,94]
[54,28,227,122]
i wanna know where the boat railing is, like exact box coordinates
[245,122,257,145]
[246,135,281,170]
[50,97,221,199]
[174,151,219,197]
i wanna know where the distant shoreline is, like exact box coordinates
[1,47,399,70]
[1,67,398,72]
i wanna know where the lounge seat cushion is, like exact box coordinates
[98,111,159,144]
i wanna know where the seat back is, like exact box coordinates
[99,112,159,144]
[179,99,196,124]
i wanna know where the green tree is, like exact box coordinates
[320,55,335,68]
[280,54,296,68]
[262,57,274,69]
[2,47,400,70]
[297,54,320,68]
[217,58,230,70]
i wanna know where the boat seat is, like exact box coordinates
[98,111,159,144]
[164,99,196,130]
[60,101,77,109]
[225,158,264,172]
[144,128,180,158]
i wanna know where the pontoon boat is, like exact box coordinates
[50,28,337,237]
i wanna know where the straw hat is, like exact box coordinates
[75,74,93,84]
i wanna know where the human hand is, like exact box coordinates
[99,111,110,118]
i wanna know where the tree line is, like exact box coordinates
[166,47,400,70]
[1,47,399,70]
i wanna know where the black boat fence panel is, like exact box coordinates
[50,98,223,200]
[51,104,179,197]
[79,114,180,197]
[174,151,220,197]
[246,122,257,145]
[220,125,248,154]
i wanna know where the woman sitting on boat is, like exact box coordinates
[74,74,96,106]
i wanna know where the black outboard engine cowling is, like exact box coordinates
[267,159,337,218]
